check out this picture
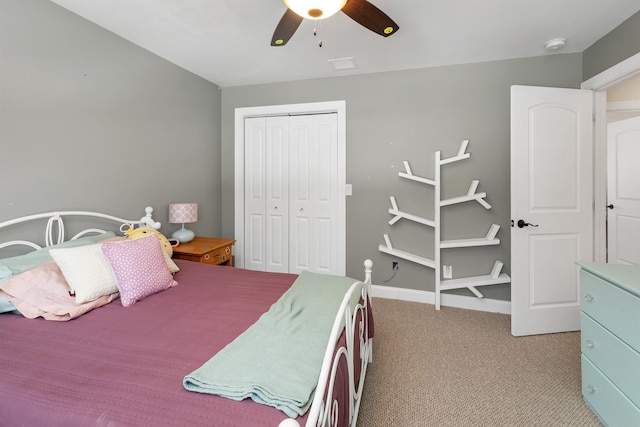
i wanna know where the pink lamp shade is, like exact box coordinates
[168,203,197,243]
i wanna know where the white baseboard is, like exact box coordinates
[371,284,511,315]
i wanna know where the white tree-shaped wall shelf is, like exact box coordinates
[379,140,510,309]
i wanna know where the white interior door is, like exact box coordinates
[289,114,339,275]
[510,85,593,337]
[244,117,267,271]
[607,116,640,265]
[235,101,346,274]
[265,117,290,272]
[242,111,343,276]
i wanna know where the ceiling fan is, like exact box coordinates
[271,0,399,46]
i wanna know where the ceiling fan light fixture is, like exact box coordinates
[284,0,348,20]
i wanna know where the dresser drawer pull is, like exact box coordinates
[586,385,596,394]
[585,339,594,348]
[584,294,594,302]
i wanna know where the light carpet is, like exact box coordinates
[356,298,602,426]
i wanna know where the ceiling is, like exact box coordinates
[48,0,640,88]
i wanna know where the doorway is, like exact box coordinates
[582,52,640,263]
[605,76,640,264]
[234,101,347,275]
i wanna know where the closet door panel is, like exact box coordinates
[247,214,264,267]
[290,122,312,273]
[244,118,267,271]
[292,217,311,270]
[265,117,289,273]
[289,114,339,274]
[317,218,333,272]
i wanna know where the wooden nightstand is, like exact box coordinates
[172,237,236,266]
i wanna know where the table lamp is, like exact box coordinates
[168,203,197,243]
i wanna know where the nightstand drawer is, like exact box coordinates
[581,270,640,350]
[582,355,640,426]
[172,237,235,267]
[581,312,640,407]
[201,246,231,265]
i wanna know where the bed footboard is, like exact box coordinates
[280,259,374,427]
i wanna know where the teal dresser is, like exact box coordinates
[578,262,640,426]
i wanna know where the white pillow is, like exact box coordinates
[50,244,119,304]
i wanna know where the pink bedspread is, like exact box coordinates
[0,260,313,427]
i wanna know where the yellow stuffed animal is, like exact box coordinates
[124,227,174,257]
[124,227,180,273]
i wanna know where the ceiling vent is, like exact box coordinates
[329,57,357,70]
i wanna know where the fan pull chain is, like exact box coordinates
[313,21,323,47]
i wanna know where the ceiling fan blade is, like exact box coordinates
[341,0,399,37]
[271,8,304,46]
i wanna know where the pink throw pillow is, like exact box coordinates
[101,234,177,307]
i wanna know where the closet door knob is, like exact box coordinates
[299,208,304,213]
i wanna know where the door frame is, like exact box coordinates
[233,100,347,270]
[582,52,640,262]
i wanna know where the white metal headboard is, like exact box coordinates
[0,206,160,251]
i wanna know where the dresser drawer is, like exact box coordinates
[581,312,640,407]
[581,270,640,350]
[582,355,640,426]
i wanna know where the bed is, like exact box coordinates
[0,207,373,427]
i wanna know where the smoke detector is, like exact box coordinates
[545,38,567,51]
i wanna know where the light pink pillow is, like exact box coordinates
[0,261,118,320]
[101,234,178,307]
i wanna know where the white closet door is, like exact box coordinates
[265,117,289,272]
[289,113,339,275]
[244,116,290,272]
[244,117,267,271]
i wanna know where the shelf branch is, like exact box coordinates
[399,161,436,186]
[490,260,504,279]
[439,180,492,209]
[388,196,435,227]
[379,234,436,268]
[439,261,510,297]
[440,140,471,165]
[440,224,501,248]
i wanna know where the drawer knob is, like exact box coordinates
[584,294,594,302]
[586,385,596,394]
[585,339,594,348]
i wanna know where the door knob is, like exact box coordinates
[517,219,538,228]
[607,204,614,209]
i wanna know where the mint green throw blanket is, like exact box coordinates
[183,270,361,418]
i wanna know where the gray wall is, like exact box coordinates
[3,0,638,301]
[220,54,583,299]
[0,0,222,242]
[583,10,640,80]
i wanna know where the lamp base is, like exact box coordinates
[172,227,195,244]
